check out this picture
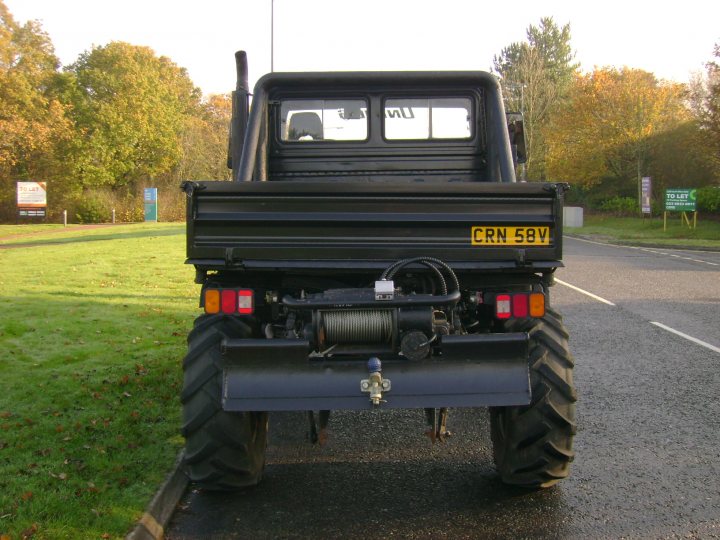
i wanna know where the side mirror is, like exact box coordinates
[506,112,527,165]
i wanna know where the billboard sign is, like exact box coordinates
[144,188,158,222]
[664,188,697,212]
[17,182,47,217]
[641,177,652,214]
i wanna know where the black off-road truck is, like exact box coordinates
[181,52,575,490]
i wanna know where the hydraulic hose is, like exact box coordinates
[381,257,460,296]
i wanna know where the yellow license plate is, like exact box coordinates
[471,226,550,246]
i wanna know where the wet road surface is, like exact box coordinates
[167,237,720,539]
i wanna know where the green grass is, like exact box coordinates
[0,223,185,246]
[566,215,720,249]
[0,224,197,539]
[0,224,72,237]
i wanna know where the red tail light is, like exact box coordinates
[494,292,545,319]
[204,288,255,315]
[512,294,528,318]
[221,290,237,314]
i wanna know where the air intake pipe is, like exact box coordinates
[229,51,249,180]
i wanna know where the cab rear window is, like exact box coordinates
[280,99,368,142]
[384,97,472,140]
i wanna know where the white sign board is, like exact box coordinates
[641,177,652,214]
[17,182,47,208]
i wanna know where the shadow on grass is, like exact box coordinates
[0,225,185,248]
[43,290,194,301]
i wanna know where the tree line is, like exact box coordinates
[2,3,719,223]
[0,0,230,222]
[494,17,720,214]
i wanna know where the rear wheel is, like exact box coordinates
[181,315,268,490]
[490,308,576,488]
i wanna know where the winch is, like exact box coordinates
[284,257,460,359]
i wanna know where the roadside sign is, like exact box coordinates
[17,181,47,218]
[663,188,698,231]
[664,188,696,212]
[144,188,158,222]
[641,177,652,214]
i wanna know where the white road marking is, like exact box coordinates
[650,322,720,354]
[635,247,718,266]
[555,278,616,306]
[565,236,719,266]
[565,236,615,248]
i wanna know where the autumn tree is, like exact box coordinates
[0,0,71,218]
[545,67,709,200]
[176,93,232,183]
[690,43,720,172]
[493,17,578,180]
[62,41,203,193]
[0,1,234,223]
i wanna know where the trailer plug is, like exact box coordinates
[361,357,391,406]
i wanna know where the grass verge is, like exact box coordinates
[0,224,71,237]
[0,223,185,246]
[566,215,720,249]
[0,223,196,539]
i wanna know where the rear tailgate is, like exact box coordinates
[184,181,565,270]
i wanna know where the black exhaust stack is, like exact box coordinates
[229,51,249,181]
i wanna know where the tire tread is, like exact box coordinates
[181,315,268,490]
[490,308,576,488]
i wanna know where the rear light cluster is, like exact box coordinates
[495,292,545,320]
[204,288,254,315]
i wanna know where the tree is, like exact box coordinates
[493,17,578,180]
[63,41,202,193]
[545,67,707,200]
[0,0,71,218]
[0,1,233,223]
[176,93,232,183]
[690,43,720,173]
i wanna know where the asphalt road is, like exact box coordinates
[167,237,720,539]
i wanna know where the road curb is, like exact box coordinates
[126,451,188,540]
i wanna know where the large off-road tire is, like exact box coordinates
[490,307,576,488]
[181,314,268,490]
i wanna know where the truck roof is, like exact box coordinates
[252,70,502,92]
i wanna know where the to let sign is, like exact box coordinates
[664,188,697,212]
[17,181,47,217]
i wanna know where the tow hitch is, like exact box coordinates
[360,357,391,406]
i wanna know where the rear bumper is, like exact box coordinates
[221,333,530,411]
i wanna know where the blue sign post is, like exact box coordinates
[144,188,158,222]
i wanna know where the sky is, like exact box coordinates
[5,0,720,97]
